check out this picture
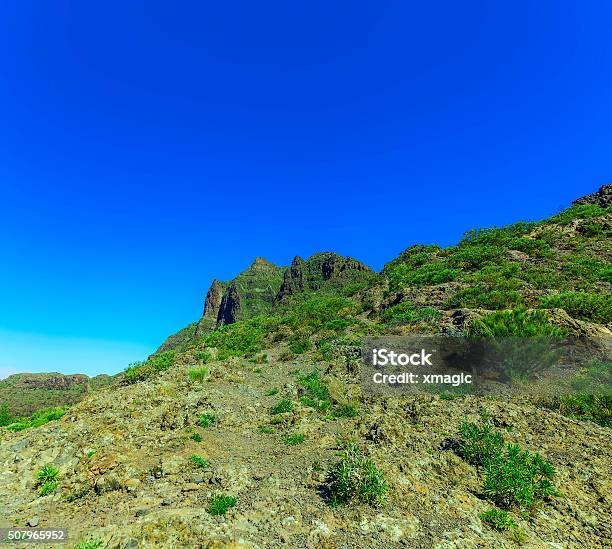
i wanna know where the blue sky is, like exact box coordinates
[1,1,611,378]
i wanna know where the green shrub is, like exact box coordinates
[284,433,305,445]
[288,333,312,354]
[270,399,293,415]
[556,394,611,428]
[289,297,358,330]
[448,286,524,310]
[382,302,442,324]
[188,367,208,381]
[544,361,612,427]
[549,204,610,225]
[124,351,176,384]
[327,442,387,507]
[264,388,279,396]
[388,261,459,289]
[198,413,216,428]
[459,419,556,509]
[332,404,359,418]
[36,465,59,497]
[449,244,505,270]
[0,404,13,427]
[190,455,209,468]
[539,291,612,323]
[298,370,331,412]
[459,420,505,467]
[207,494,237,515]
[202,316,278,360]
[480,508,517,531]
[468,308,567,338]
[73,540,103,549]
[258,425,273,434]
[6,406,67,432]
[560,256,612,283]
[190,433,202,442]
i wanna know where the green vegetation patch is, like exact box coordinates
[190,455,209,468]
[4,406,67,432]
[382,301,441,325]
[35,464,59,497]
[188,367,208,381]
[539,291,612,323]
[298,370,331,412]
[468,308,567,338]
[326,442,387,507]
[124,350,176,384]
[459,418,556,509]
[549,203,611,225]
[198,413,216,428]
[207,494,237,516]
[284,433,305,445]
[202,316,279,360]
[270,399,293,415]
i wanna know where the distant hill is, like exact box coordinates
[0,372,113,418]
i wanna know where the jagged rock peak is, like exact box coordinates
[248,256,278,269]
[217,281,242,326]
[573,184,612,209]
[277,252,371,301]
[194,279,225,337]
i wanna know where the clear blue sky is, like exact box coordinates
[1,1,610,378]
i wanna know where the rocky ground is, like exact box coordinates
[1,344,610,548]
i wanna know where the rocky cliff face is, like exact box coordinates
[217,281,242,326]
[276,252,372,301]
[573,183,612,208]
[194,279,225,337]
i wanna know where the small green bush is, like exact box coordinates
[450,244,505,270]
[258,425,273,434]
[299,370,331,412]
[549,203,610,225]
[202,316,279,360]
[124,351,176,384]
[327,442,387,507]
[198,413,216,428]
[73,540,103,549]
[448,286,524,310]
[388,261,459,289]
[270,399,293,415]
[190,455,209,468]
[207,494,237,515]
[188,367,208,381]
[480,508,517,531]
[288,333,312,354]
[0,404,13,427]
[5,407,67,433]
[191,433,203,442]
[288,297,358,330]
[264,388,279,396]
[459,419,556,509]
[539,291,612,323]
[382,302,441,324]
[332,404,359,418]
[36,465,59,497]
[468,308,567,338]
[284,433,305,445]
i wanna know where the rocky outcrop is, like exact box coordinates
[276,252,371,301]
[195,279,225,337]
[573,183,612,208]
[277,256,305,300]
[217,281,242,325]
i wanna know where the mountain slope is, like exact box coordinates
[0,185,610,548]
